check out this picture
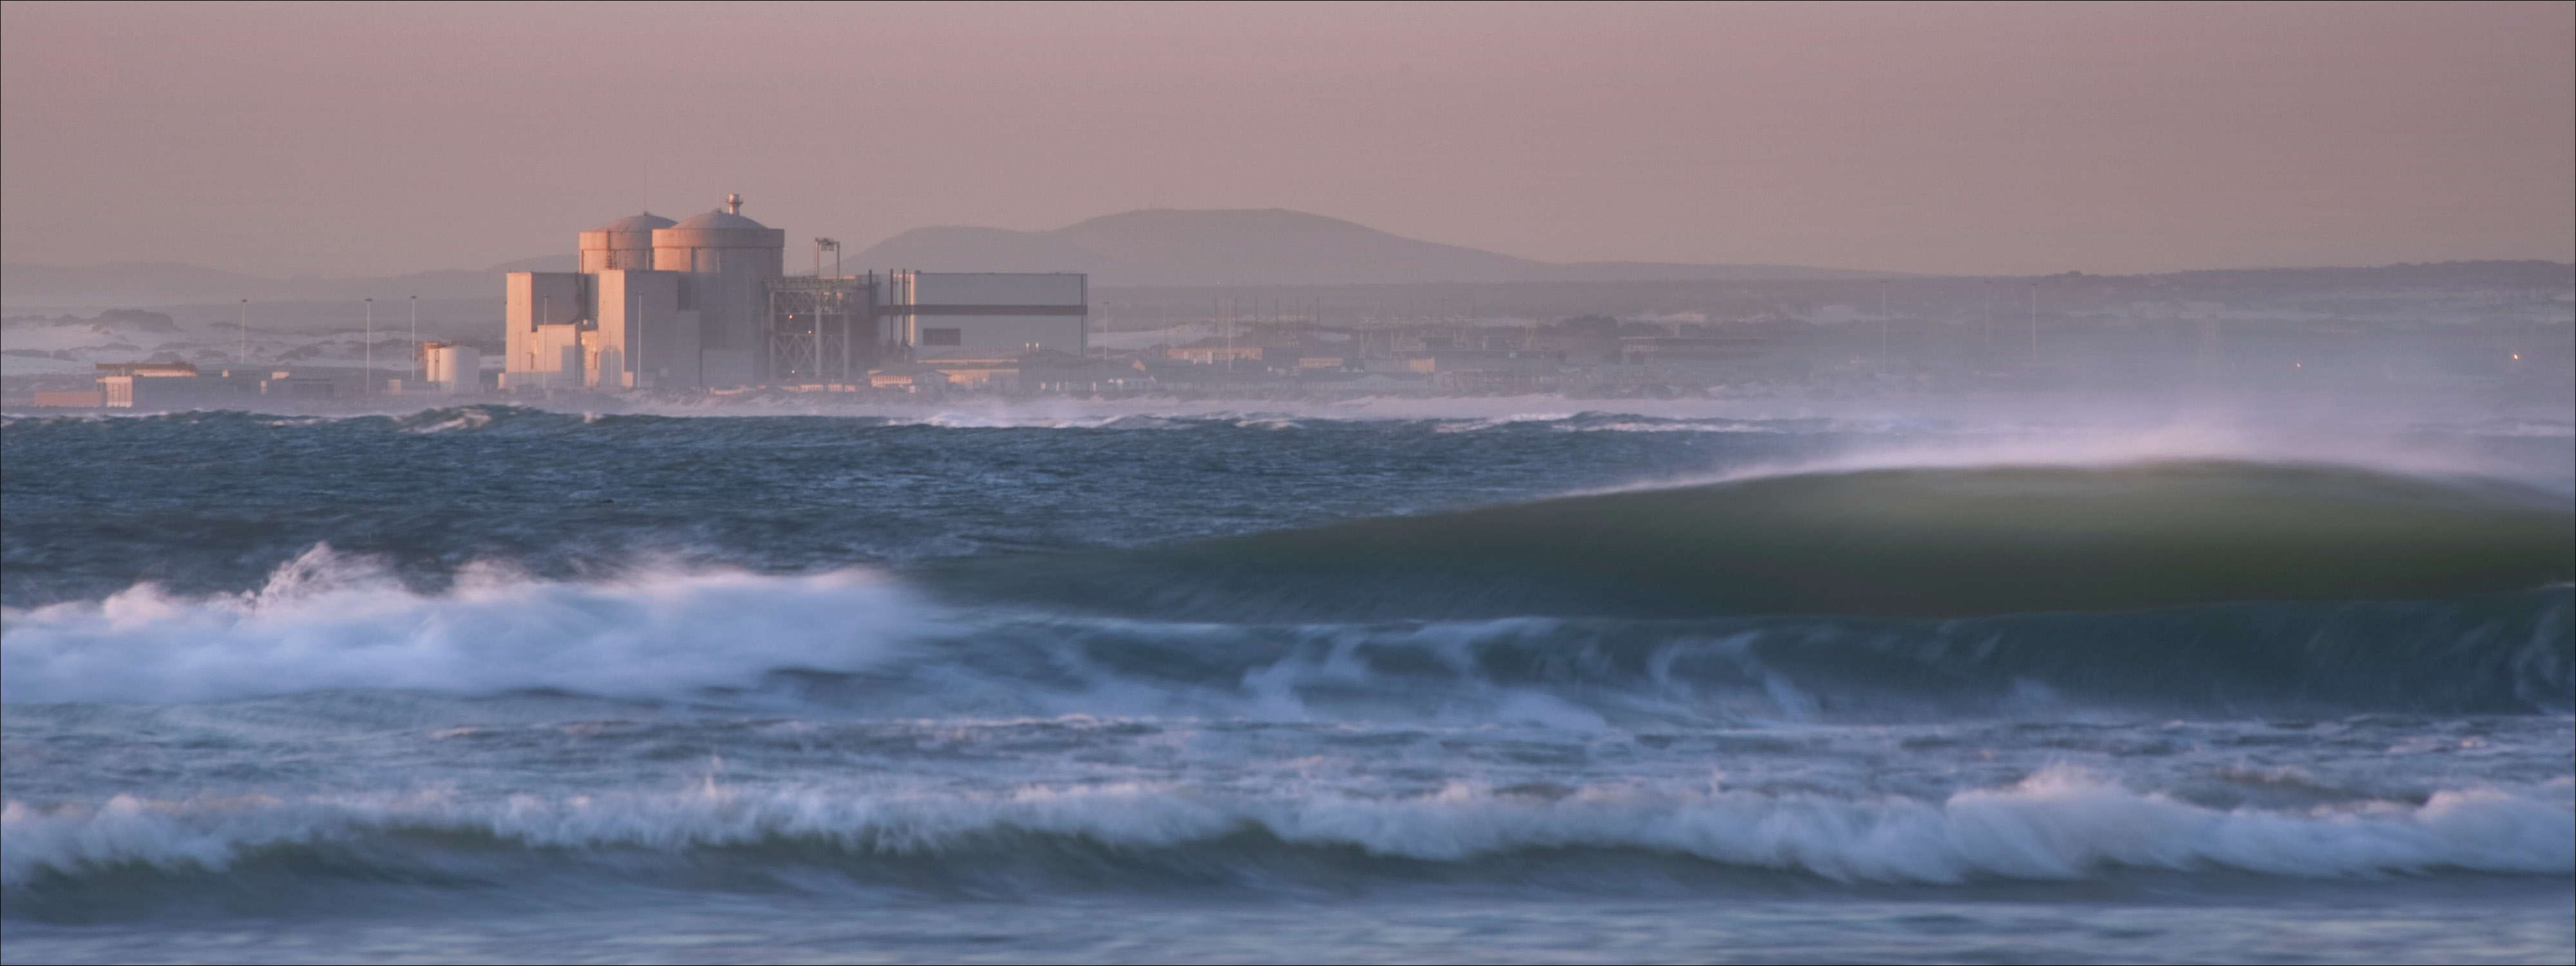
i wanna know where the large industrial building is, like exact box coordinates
[504,196,1087,390]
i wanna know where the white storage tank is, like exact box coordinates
[424,343,482,393]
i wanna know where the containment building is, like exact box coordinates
[503,194,1086,390]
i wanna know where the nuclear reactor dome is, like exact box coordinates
[579,212,678,272]
[650,196,787,371]
[597,213,678,233]
[672,209,769,231]
[653,196,786,271]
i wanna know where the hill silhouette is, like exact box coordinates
[1,256,578,310]
[857,209,1899,286]
[5,211,1895,308]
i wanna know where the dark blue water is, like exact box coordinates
[4,404,2570,963]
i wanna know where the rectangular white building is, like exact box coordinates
[502,269,700,389]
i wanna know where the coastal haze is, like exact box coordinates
[3,3,2571,965]
[4,3,2570,278]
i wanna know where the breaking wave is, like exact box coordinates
[3,545,2567,715]
[6,770,2568,909]
[0,547,934,705]
[3,458,2566,712]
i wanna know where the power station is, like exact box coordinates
[503,194,1087,390]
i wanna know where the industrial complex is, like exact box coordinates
[10,200,2562,409]
[504,194,1089,391]
[17,194,1106,407]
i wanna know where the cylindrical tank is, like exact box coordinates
[578,213,676,272]
[652,196,784,360]
[424,343,482,392]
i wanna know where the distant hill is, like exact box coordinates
[3,211,1891,307]
[1,256,574,310]
[23,209,2559,312]
[856,209,1902,287]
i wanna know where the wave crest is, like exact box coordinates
[0,546,932,704]
[7,770,2568,894]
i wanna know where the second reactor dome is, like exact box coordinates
[579,212,677,272]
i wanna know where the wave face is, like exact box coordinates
[3,415,2568,717]
[0,408,1857,607]
[945,460,2575,620]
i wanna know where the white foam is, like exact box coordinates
[0,546,937,705]
[1568,412,2568,498]
[395,408,496,433]
[6,769,2566,887]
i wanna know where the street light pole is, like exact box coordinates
[2027,283,2039,365]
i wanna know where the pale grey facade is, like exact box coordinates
[886,271,1088,357]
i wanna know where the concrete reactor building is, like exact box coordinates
[504,195,1087,390]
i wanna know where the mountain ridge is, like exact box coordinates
[2,256,578,310]
[16,209,2559,311]
[857,208,1903,287]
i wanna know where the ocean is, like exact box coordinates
[3,402,2570,963]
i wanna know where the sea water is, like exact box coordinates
[3,404,2570,963]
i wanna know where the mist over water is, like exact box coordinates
[3,400,2570,963]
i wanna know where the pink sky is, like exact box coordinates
[3,1,2569,278]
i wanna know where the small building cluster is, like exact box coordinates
[1117,313,1784,396]
[504,195,1090,391]
[32,361,381,408]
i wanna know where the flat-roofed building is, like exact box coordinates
[261,373,336,398]
[99,374,251,408]
[886,272,1086,359]
[32,390,104,407]
[502,270,590,390]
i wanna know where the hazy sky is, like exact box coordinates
[3,1,2570,278]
